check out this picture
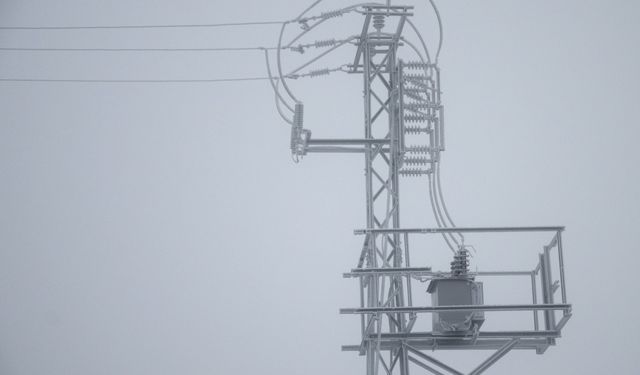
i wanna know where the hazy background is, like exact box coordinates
[1,0,639,374]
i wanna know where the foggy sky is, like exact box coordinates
[1,1,639,374]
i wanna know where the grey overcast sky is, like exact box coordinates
[1,0,639,374]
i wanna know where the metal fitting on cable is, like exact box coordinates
[290,45,305,54]
[298,20,310,30]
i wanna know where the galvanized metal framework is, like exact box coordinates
[275,3,571,374]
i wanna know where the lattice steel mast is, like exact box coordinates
[269,3,572,375]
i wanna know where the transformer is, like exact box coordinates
[428,249,484,334]
[428,278,484,334]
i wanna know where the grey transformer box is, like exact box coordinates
[427,278,485,334]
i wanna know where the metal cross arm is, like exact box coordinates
[353,226,566,235]
[339,303,572,315]
[304,138,392,154]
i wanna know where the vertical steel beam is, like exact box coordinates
[556,231,568,306]
[531,271,539,331]
[360,16,407,374]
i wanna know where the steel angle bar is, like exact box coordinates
[354,226,565,235]
[377,350,391,375]
[371,89,391,111]
[369,52,392,80]
[557,231,568,304]
[394,15,408,42]
[372,70,392,90]
[371,101,390,123]
[370,330,560,340]
[378,151,391,166]
[344,267,434,277]
[546,232,559,249]
[306,146,372,153]
[373,184,389,201]
[468,338,520,375]
[405,344,463,375]
[340,303,572,314]
[356,234,371,268]
[352,12,375,69]
[531,272,539,331]
[343,338,550,352]
[388,349,401,373]
[555,313,572,331]
[307,138,390,145]
[408,356,446,375]
[371,168,389,187]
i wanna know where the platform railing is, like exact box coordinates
[342,226,572,353]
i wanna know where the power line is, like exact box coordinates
[0,46,279,52]
[0,20,283,30]
[0,38,353,53]
[0,77,273,83]
[0,69,346,84]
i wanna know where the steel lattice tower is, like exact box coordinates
[276,3,571,375]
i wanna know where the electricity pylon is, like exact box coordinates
[273,3,571,374]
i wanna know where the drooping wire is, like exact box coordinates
[430,164,460,249]
[400,37,433,78]
[428,0,444,64]
[274,79,294,125]
[263,49,295,112]
[435,161,464,244]
[427,173,456,253]
[0,65,343,84]
[0,39,354,54]
[277,21,300,103]
[263,48,295,124]
[405,0,464,250]
[400,26,455,249]
[405,19,432,66]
